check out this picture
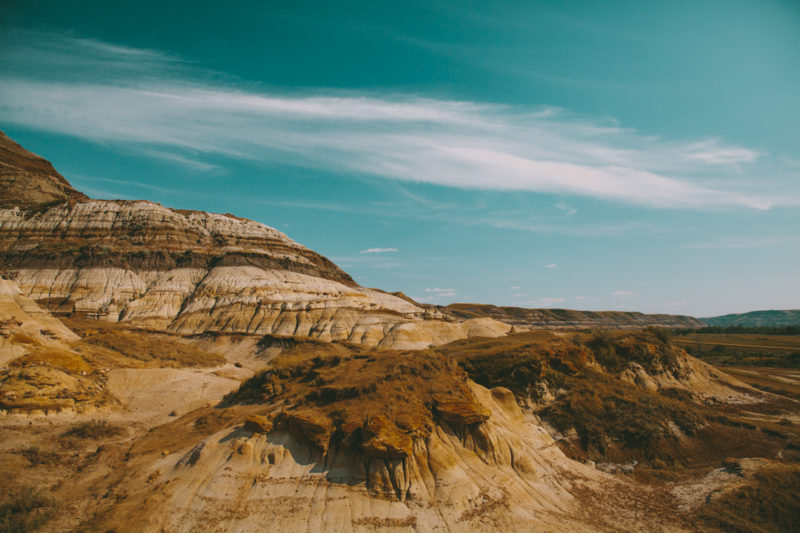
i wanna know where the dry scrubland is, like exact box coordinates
[2,327,799,532]
[675,332,800,399]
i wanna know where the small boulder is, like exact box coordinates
[244,415,273,434]
[360,415,413,459]
[282,410,332,452]
[434,397,490,426]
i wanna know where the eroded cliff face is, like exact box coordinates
[0,133,511,349]
[85,372,604,533]
[0,277,79,365]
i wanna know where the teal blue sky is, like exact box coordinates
[1,0,798,316]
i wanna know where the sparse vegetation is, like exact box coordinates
[63,420,125,439]
[0,485,56,533]
[542,371,704,454]
[14,446,61,466]
[66,321,225,368]
[583,329,681,374]
[229,349,481,458]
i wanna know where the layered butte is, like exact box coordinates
[0,131,511,349]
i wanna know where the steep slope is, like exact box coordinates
[0,133,511,350]
[701,309,800,328]
[446,303,704,329]
[0,276,79,365]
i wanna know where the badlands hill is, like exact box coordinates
[0,131,514,351]
[1,132,799,532]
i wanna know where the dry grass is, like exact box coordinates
[229,349,480,456]
[542,371,705,454]
[77,328,224,368]
[63,420,125,439]
[10,347,92,373]
[0,485,56,533]
[675,333,800,368]
[14,446,61,466]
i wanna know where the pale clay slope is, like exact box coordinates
[108,382,611,533]
[9,265,512,350]
[0,277,79,365]
[106,365,252,424]
[1,201,513,350]
[619,356,760,404]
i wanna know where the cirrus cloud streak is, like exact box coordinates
[0,30,794,210]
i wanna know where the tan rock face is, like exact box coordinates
[0,277,79,365]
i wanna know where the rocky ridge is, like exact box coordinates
[446,303,704,330]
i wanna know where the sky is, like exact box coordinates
[0,0,798,316]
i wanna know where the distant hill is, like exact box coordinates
[444,303,704,329]
[701,310,800,327]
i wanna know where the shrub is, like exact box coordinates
[62,420,124,439]
[542,371,704,455]
[14,446,60,466]
[0,485,55,533]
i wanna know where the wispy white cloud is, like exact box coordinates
[414,288,458,303]
[683,140,759,165]
[518,297,566,307]
[544,263,557,268]
[555,201,578,216]
[612,290,636,299]
[508,285,521,290]
[141,149,220,172]
[686,236,800,249]
[360,247,398,254]
[0,30,794,210]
